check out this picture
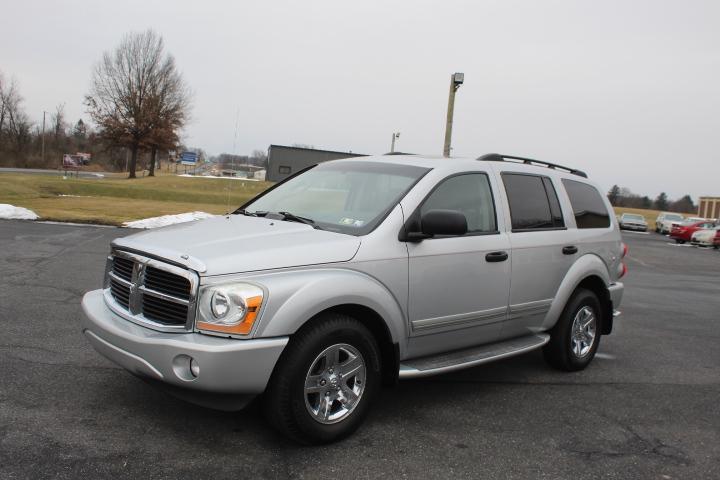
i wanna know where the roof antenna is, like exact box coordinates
[226,107,241,217]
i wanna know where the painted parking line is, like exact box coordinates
[595,353,616,360]
[623,231,649,235]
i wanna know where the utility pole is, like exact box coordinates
[442,73,464,157]
[41,111,47,164]
[390,132,400,153]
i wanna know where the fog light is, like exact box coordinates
[190,358,200,378]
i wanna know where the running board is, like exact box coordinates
[398,333,550,379]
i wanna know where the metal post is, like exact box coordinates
[41,111,47,164]
[390,132,400,153]
[443,73,463,157]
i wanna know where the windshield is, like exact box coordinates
[623,214,644,221]
[665,214,683,221]
[241,160,430,235]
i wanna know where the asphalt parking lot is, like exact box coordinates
[1,220,718,479]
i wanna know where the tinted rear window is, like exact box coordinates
[561,179,611,229]
[502,173,565,231]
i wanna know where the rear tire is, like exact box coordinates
[263,312,381,444]
[543,289,602,372]
[675,239,685,244]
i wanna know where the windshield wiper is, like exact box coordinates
[278,211,316,226]
[235,210,269,217]
[235,209,258,217]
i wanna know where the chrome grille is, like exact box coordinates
[104,250,199,331]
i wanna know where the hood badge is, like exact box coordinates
[180,254,189,260]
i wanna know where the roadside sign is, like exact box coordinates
[180,151,198,165]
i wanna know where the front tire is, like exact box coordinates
[543,289,602,372]
[263,313,381,444]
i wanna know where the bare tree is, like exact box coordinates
[85,30,191,178]
[0,74,32,161]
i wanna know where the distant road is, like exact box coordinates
[0,167,113,179]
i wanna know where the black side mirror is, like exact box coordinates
[421,209,467,237]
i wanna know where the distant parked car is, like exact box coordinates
[656,212,685,234]
[670,220,716,244]
[618,213,648,232]
[714,230,720,249]
[691,225,720,247]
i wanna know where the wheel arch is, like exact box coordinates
[296,304,399,386]
[543,254,613,334]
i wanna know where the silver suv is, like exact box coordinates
[82,153,625,443]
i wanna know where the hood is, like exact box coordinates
[112,215,361,276]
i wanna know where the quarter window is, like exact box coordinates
[420,173,497,234]
[502,173,565,231]
[561,179,611,229]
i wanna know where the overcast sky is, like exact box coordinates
[2,0,718,199]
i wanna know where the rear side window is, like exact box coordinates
[502,173,565,231]
[421,173,497,234]
[561,179,611,229]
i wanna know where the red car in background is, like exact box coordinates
[714,229,720,249]
[670,220,716,244]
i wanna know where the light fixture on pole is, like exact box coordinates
[390,132,400,153]
[442,72,464,157]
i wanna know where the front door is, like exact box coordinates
[404,172,511,359]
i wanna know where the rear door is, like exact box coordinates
[497,172,576,339]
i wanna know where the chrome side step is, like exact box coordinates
[398,333,550,379]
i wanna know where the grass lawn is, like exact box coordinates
[0,173,272,225]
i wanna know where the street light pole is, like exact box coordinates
[41,111,47,164]
[390,132,400,153]
[442,73,464,157]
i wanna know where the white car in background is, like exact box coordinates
[691,225,720,248]
[655,212,685,234]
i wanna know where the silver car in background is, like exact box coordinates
[655,212,685,233]
[82,154,626,443]
[618,213,648,232]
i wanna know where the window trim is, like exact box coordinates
[501,172,568,233]
[399,171,500,241]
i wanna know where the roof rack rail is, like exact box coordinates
[477,153,587,178]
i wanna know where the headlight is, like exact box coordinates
[197,283,264,335]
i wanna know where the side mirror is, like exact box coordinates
[420,209,468,237]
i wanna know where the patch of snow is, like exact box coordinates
[57,194,93,198]
[93,173,105,178]
[178,174,260,181]
[123,211,216,229]
[0,204,39,220]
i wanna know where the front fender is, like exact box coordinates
[541,254,611,330]
[247,268,407,350]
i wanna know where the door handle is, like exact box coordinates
[485,251,509,262]
[562,246,578,255]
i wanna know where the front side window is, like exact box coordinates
[420,173,497,234]
[242,161,429,235]
[502,173,565,231]
[562,179,611,229]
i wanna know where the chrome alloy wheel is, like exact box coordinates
[571,306,597,358]
[304,343,366,424]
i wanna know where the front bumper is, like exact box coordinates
[620,224,647,231]
[81,290,288,401]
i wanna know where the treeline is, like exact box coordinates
[0,78,133,171]
[1,30,195,177]
[607,185,696,213]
